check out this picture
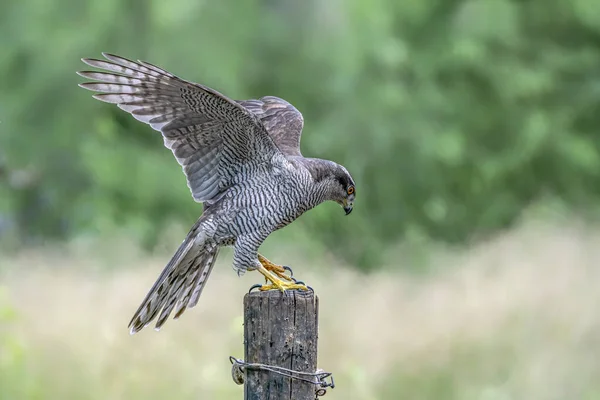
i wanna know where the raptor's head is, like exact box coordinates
[304,158,356,215]
[328,164,356,216]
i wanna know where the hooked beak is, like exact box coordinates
[343,199,353,216]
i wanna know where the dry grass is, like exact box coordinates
[2,220,600,399]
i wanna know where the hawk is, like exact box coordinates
[77,53,356,333]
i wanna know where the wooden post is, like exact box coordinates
[243,290,319,400]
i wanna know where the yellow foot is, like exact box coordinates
[258,254,294,282]
[256,265,309,293]
[258,282,309,292]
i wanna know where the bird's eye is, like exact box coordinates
[347,186,354,195]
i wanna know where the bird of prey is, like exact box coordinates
[77,53,356,333]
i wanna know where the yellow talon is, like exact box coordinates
[256,265,308,292]
[258,254,294,282]
[258,282,309,292]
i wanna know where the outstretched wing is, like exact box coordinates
[78,53,280,203]
[238,96,304,157]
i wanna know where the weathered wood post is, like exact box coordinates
[241,290,320,400]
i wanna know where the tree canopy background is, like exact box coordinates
[1,0,599,269]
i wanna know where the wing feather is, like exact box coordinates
[78,53,280,203]
[238,96,304,156]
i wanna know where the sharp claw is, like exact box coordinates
[249,284,262,293]
[289,280,312,292]
[283,266,294,277]
[294,281,313,292]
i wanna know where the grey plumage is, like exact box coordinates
[78,53,356,333]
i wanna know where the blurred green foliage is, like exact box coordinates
[0,288,36,400]
[1,0,600,268]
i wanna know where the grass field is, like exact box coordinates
[2,220,600,399]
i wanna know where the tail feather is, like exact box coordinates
[128,222,219,334]
[174,247,219,319]
[187,250,219,309]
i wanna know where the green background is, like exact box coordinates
[3,0,599,268]
[2,1,600,399]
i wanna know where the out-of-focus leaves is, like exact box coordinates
[2,0,600,269]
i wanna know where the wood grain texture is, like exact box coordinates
[244,290,319,400]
